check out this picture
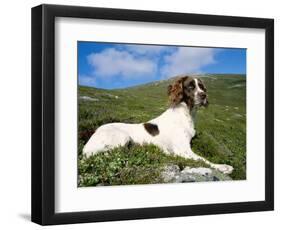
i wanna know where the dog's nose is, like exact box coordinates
[199,93,207,99]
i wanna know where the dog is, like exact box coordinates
[83,75,233,174]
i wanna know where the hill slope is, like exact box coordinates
[78,74,246,185]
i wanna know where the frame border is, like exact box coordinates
[31,4,274,225]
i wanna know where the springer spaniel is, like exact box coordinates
[83,75,233,174]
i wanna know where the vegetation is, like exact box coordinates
[78,144,208,186]
[78,74,246,186]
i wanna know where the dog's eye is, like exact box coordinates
[198,83,206,91]
[188,85,195,90]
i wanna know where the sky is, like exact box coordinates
[78,41,246,89]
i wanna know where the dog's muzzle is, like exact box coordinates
[198,93,208,107]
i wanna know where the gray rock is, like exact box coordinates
[79,96,99,101]
[181,167,212,176]
[161,165,180,183]
[175,174,197,183]
[105,93,119,99]
[161,165,232,183]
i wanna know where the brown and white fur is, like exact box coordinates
[83,75,233,174]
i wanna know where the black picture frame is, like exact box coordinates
[31,4,274,225]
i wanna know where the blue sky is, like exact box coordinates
[78,41,246,89]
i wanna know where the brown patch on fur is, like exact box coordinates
[79,129,96,142]
[143,123,159,136]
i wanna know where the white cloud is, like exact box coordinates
[85,46,218,85]
[87,48,157,79]
[122,44,174,56]
[160,47,216,78]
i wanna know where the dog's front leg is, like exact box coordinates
[186,150,233,174]
[174,145,233,174]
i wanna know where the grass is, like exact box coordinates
[78,144,208,186]
[78,74,246,186]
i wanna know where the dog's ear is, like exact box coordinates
[167,84,173,95]
[168,77,184,106]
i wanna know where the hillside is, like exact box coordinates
[78,74,246,186]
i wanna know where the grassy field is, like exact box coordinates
[78,74,246,186]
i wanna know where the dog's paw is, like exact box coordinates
[214,164,234,174]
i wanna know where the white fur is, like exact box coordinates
[83,99,233,174]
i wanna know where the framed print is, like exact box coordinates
[31,4,274,225]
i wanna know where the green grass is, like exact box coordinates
[78,144,208,186]
[78,74,246,186]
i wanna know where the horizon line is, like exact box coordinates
[78,73,246,90]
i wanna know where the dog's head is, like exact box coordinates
[168,75,208,109]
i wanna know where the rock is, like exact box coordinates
[161,165,232,183]
[213,176,219,181]
[161,165,180,183]
[234,114,243,118]
[181,167,212,176]
[175,174,196,183]
[209,170,232,181]
[79,96,99,101]
[228,84,243,89]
